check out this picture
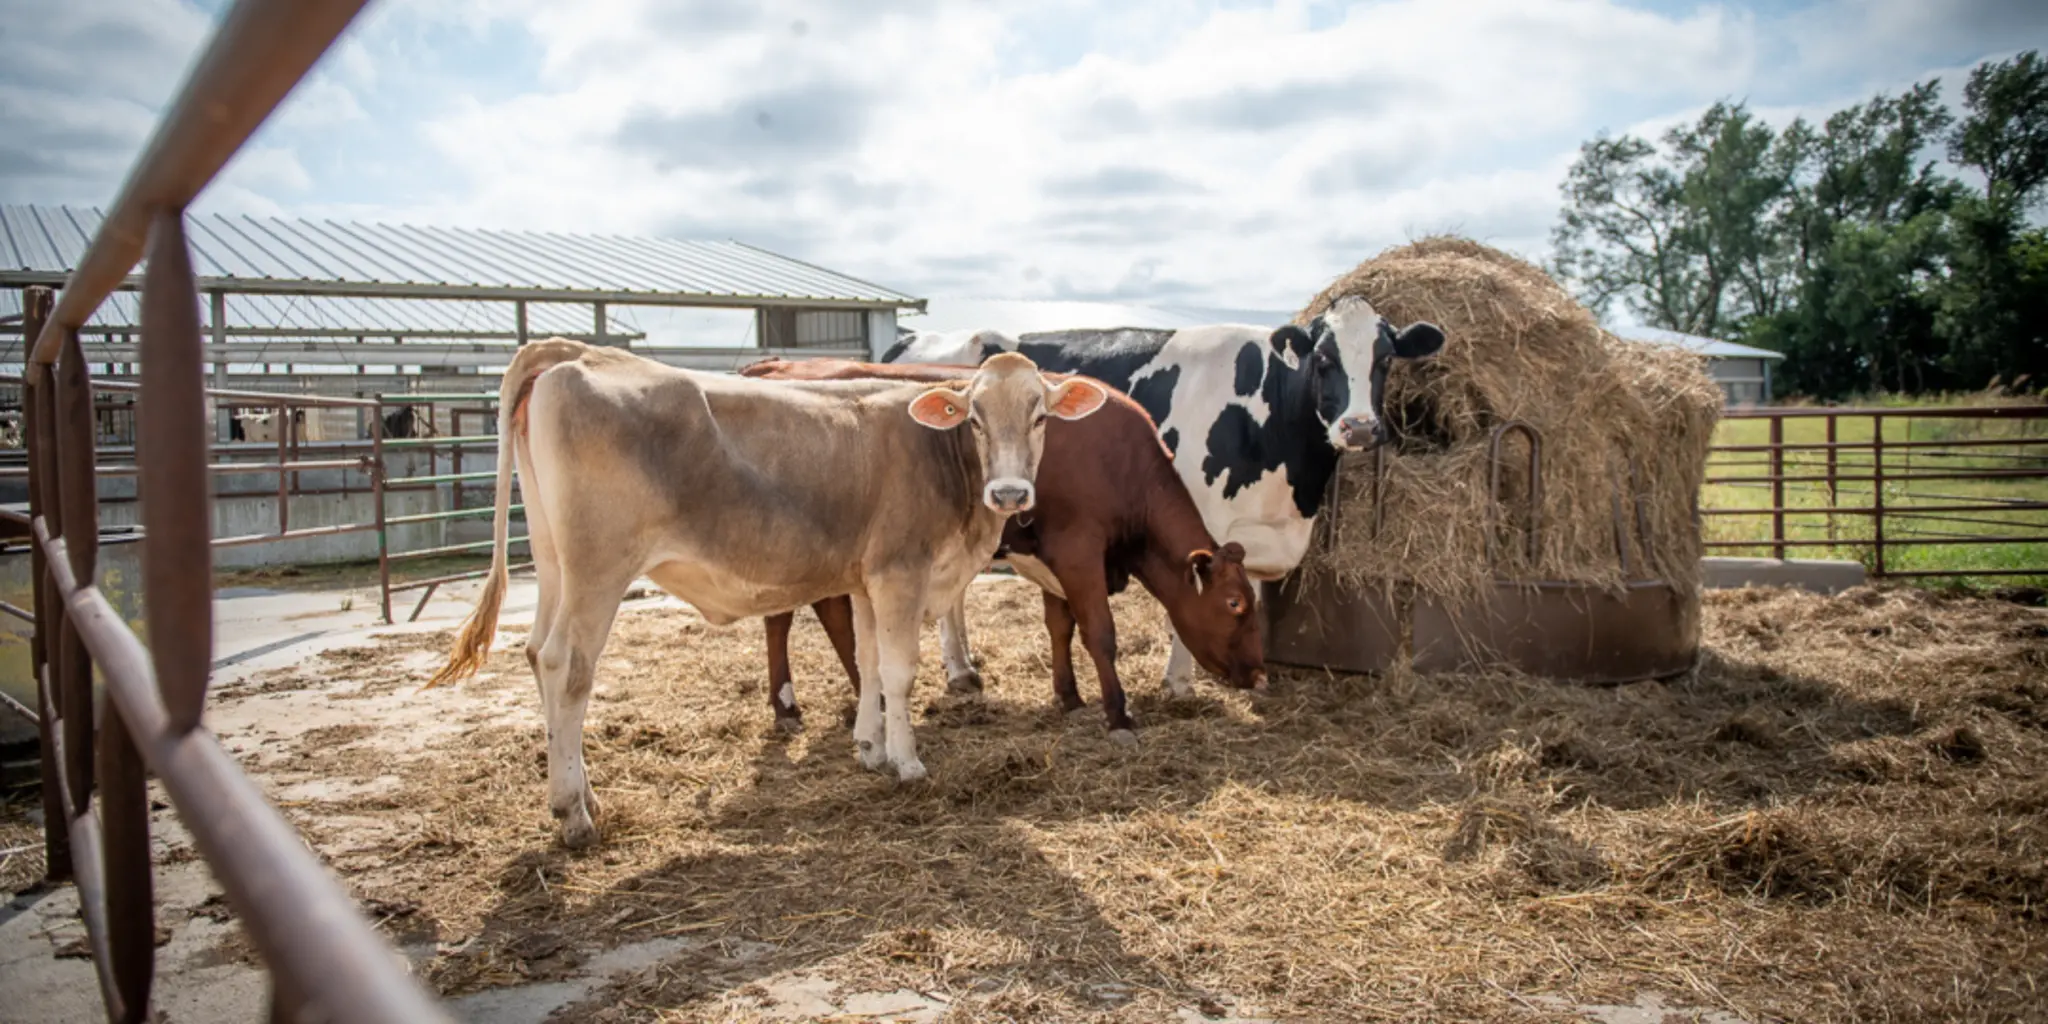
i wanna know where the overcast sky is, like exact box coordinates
[5,0,2046,317]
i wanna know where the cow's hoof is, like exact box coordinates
[774,714,805,735]
[560,811,600,850]
[1163,676,1195,699]
[857,740,889,772]
[1108,729,1139,748]
[946,669,984,695]
[1063,704,1093,721]
[894,759,928,783]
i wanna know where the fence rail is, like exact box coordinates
[1701,404,2048,580]
[10,0,454,1019]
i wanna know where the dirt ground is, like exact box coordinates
[14,580,2048,1023]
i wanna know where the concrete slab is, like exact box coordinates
[1701,556,1866,595]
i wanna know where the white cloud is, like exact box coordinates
[6,0,2045,312]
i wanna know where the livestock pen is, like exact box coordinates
[4,2,2046,1023]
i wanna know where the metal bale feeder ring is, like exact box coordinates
[1261,420,1703,683]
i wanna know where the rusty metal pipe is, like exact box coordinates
[40,532,450,1022]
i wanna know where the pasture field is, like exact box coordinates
[1702,405,2048,588]
[81,579,2043,1023]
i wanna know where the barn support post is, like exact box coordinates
[515,299,528,346]
[593,300,607,346]
[209,291,227,440]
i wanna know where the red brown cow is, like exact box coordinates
[739,356,1266,740]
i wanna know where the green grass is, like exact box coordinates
[1702,399,2048,589]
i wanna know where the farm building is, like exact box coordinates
[1619,325,1784,405]
[0,203,926,425]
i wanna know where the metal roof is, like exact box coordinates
[907,298,1295,336]
[1620,325,1785,361]
[0,288,643,342]
[0,204,924,311]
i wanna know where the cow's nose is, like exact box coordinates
[985,482,1035,513]
[1338,416,1379,448]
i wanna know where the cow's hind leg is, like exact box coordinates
[810,596,864,729]
[849,592,888,772]
[1042,592,1084,713]
[534,573,628,848]
[764,612,803,733]
[937,596,983,694]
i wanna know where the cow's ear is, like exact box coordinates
[1269,325,1310,370]
[1186,549,1215,593]
[1392,321,1445,360]
[908,387,971,430]
[1046,377,1108,420]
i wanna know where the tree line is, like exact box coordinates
[1550,51,2047,401]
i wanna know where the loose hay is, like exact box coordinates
[146,581,2048,1023]
[1298,237,1724,607]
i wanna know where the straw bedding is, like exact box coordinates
[106,581,2048,1023]
[1297,237,1724,607]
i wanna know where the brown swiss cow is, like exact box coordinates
[429,340,1109,847]
[740,356,1266,740]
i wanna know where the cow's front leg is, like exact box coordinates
[1055,561,1135,739]
[1160,628,1196,698]
[764,611,803,733]
[937,597,983,694]
[868,584,928,782]
[849,592,888,772]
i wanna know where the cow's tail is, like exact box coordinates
[426,338,585,689]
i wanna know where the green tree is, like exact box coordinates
[1554,54,2047,401]
[1938,51,2048,391]
[1949,50,2048,203]
[1549,103,1794,339]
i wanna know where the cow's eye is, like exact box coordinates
[1227,598,1243,613]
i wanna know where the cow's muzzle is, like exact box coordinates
[984,481,1036,514]
[1337,416,1387,450]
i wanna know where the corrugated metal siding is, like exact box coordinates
[794,310,867,347]
[0,205,922,308]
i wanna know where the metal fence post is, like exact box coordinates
[371,404,391,624]
[1825,413,1838,542]
[1769,413,1785,560]
[1872,413,1887,576]
[20,287,70,883]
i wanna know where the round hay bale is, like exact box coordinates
[1296,236,1723,607]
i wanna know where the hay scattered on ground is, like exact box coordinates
[160,582,2048,1023]
[1298,237,1724,607]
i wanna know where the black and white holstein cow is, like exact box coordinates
[886,297,1445,693]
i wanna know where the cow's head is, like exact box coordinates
[1271,296,1445,451]
[907,352,1108,514]
[1172,541,1266,691]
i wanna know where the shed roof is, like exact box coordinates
[1620,325,1785,361]
[907,298,1294,336]
[0,205,923,311]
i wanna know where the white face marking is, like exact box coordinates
[1318,296,1387,452]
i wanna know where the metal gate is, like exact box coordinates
[14,0,450,1018]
